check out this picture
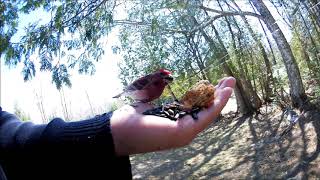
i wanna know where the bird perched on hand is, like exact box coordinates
[113,69,174,103]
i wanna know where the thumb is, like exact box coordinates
[194,78,235,133]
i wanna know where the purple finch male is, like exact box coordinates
[113,69,174,103]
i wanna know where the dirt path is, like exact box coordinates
[130,106,320,179]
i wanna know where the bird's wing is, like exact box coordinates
[113,74,154,98]
[126,74,153,91]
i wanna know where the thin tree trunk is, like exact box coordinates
[217,0,262,110]
[85,90,95,117]
[251,0,308,109]
[306,0,320,27]
[190,14,254,113]
[297,7,320,67]
[231,0,274,102]
[223,17,262,109]
[300,0,320,39]
[251,2,280,95]
[59,88,70,121]
[250,2,278,65]
[204,22,257,114]
[185,35,209,80]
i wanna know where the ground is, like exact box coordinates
[130,99,320,179]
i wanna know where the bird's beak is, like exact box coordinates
[164,74,174,83]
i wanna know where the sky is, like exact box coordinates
[1,32,124,124]
[0,1,290,124]
[1,8,125,124]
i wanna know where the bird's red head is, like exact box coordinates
[159,69,171,75]
[158,69,173,83]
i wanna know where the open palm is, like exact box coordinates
[111,77,236,156]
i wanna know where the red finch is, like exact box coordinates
[113,69,174,103]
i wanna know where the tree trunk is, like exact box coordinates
[300,0,320,39]
[204,23,257,114]
[215,0,262,111]
[306,0,320,27]
[295,29,320,84]
[230,0,274,102]
[221,17,262,109]
[191,13,257,113]
[251,0,308,108]
[251,2,280,96]
[185,35,210,81]
[297,8,320,67]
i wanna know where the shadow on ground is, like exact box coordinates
[130,106,320,179]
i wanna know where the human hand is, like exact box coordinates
[110,77,236,156]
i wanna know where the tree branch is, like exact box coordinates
[113,20,151,26]
[113,20,187,34]
[199,5,262,19]
[180,6,263,35]
[113,5,264,36]
[62,0,107,28]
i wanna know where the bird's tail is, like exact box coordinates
[113,92,123,98]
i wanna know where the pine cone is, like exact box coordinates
[180,80,215,110]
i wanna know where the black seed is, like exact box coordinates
[168,109,174,115]
[191,112,198,120]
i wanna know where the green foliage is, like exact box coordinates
[1,1,19,61]
[1,0,115,89]
[52,64,71,89]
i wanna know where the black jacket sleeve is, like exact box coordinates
[0,107,132,179]
[0,107,115,155]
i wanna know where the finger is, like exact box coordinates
[193,85,234,133]
[211,77,235,110]
[214,76,235,89]
[214,77,227,89]
[210,87,234,114]
[210,77,236,106]
[216,77,236,90]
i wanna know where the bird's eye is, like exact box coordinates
[160,72,166,76]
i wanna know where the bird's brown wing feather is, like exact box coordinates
[113,74,156,99]
[127,74,153,91]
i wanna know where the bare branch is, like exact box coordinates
[176,5,263,35]
[113,5,263,36]
[113,20,151,26]
[200,5,263,19]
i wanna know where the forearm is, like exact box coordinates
[41,112,116,155]
[0,108,132,179]
[0,111,46,151]
[0,109,116,157]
